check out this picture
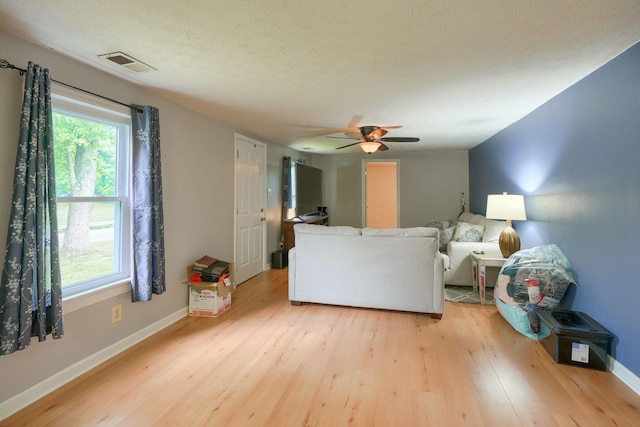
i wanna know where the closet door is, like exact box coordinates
[235,134,266,284]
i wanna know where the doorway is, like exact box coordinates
[363,160,399,228]
[234,134,267,285]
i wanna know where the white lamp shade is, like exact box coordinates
[359,141,381,154]
[486,193,526,220]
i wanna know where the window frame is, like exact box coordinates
[51,84,132,308]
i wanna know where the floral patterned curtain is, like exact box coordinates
[0,62,64,355]
[130,105,166,302]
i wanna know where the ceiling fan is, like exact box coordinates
[328,125,419,154]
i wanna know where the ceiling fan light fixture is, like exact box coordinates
[332,124,417,153]
[359,141,381,154]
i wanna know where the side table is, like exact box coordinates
[470,252,507,305]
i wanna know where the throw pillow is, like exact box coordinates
[453,222,485,242]
[440,226,455,251]
[425,220,449,231]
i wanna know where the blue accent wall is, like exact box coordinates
[469,42,640,377]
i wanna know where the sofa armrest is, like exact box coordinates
[287,247,296,300]
[433,251,445,313]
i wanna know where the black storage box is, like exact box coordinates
[537,309,613,371]
[271,250,287,269]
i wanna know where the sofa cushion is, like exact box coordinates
[453,222,485,242]
[469,214,486,225]
[294,224,361,235]
[458,212,474,223]
[362,227,439,238]
[480,218,505,243]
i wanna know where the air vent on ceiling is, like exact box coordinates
[98,51,156,73]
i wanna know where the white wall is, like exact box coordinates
[312,150,469,227]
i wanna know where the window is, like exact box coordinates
[52,88,131,299]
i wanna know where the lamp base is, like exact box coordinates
[499,225,521,258]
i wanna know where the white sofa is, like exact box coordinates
[437,212,505,286]
[288,224,445,318]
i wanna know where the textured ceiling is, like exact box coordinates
[2,1,640,154]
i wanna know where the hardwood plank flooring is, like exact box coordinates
[2,268,640,426]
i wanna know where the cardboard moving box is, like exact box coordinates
[186,265,233,317]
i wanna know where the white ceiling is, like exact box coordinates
[2,1,640,154]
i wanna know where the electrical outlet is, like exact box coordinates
[111,304,123,324]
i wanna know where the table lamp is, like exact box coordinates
[486,192,527,258]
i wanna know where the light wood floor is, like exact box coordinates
[3,268,640,426]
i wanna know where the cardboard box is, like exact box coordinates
[186,264,233,317]
[538,309,613,371]
[187,285,231,317]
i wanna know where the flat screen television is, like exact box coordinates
[294,163,323,216]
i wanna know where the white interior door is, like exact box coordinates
[235,135,266,285]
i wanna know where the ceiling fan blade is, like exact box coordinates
[345,131,362,139]
[331,116,365,139]
[379,137,420,142]
[336,142,361,150]
[326,136,358,140]
[378,143,389,151]
[347,115,363,129]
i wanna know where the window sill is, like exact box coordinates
[63,280,130,314]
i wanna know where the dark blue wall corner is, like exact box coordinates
[469,42,640,377]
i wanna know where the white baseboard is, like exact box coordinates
[610,356,640,396]
[0,308,188,421]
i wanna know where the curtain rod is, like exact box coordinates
[1,58,143,113]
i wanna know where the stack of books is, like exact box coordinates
[192,255,230,282]
[193,255,218,270]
